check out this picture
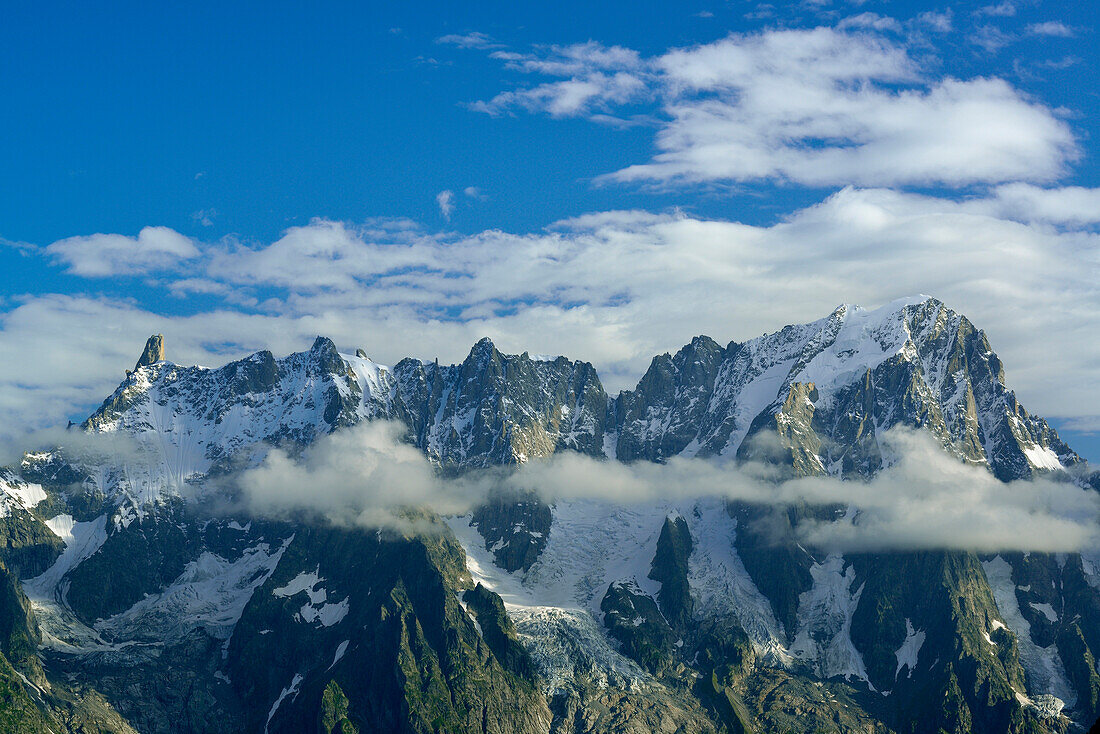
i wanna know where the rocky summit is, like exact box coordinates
[0,295,1097,733]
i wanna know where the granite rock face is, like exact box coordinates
[133,334,165,371]
[614,297,1078,480]
[393,338,610,469]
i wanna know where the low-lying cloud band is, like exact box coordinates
[238,422,1100,554]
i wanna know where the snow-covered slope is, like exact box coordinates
[0,469,47,517]
[81,337,396,501]
[68,334,612,514]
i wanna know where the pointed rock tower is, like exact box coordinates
[134,334,165,370]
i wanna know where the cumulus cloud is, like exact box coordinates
[45,226,200,277]
[466,27,1076,187]
[237,422,1100,552]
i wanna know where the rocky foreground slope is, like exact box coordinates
[0,295,1097,733]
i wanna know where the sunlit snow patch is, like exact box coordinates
[0,474,47,517]
[273,568,350,627]
[1022,445,1064,472]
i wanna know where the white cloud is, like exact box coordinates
[436,190,455,219]
[4,186,1099,447]
[0,237,35,255]
[838,13,902,33]
[472,43,649,118]
[786,429,1100,552]
[913,10,953,33]
[491,42,644,77]
[45,226,200,277]
[240,421,479,528]
[521,429,1100,553]
[969,25,1014,53]
[191,209,217,227]
[976,1,1015,17]
[1027,21,1075,38]
[629,68,1070,188]
[205,219,428,292]
[469,28,1076,188]
[436,31,502,50]
[472,74,649,118]
[985,183,1100,227]
[239,422,1100,552]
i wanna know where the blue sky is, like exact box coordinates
[1,0,1098,461]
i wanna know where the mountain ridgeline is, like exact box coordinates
[0,295,1096,733]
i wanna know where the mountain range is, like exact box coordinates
[0,295,1097,733]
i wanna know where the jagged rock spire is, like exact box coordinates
[134,334,165,370]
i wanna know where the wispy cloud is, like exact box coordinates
[436,31,503,50]
[969,24,1014,52]
[0,237,36,255]
[975,1,1015,17]
[837,13,901,33]
[471,43,650,118]
[192,209,218,227]
[912,10,953,33]
[436,190,455,219]
[239,421,479,528]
